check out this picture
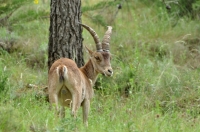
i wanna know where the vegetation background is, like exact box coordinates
[0,0,200,131]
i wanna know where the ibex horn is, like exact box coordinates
[102,26,112,52]
[80,23,102,52]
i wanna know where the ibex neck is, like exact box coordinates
[80,59,98,85]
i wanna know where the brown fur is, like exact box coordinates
[48,50,113,126]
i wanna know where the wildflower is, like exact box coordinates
[34,0,39,4]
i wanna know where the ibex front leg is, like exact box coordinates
[82,99,90,127]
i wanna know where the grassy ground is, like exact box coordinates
[0,0,200,131]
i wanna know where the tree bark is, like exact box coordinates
[48,0,84,70]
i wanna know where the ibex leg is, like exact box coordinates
[82,99,90,127]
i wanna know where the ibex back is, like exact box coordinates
[48,23,113,126]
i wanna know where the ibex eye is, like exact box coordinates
[95,56,101,61]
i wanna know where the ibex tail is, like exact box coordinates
[58,65,67,83]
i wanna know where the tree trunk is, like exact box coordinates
[48,0,84,70]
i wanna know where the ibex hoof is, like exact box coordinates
[71,111,77,118]
[84,121,88,127]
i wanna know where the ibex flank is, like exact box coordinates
[48,23,113,126]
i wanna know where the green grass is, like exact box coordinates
[0,0,200,131]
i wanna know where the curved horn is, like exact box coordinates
[102,26,112,52]
[80,23,102,52]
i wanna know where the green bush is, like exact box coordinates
[163,0,199,19]
[0,105,24,132]
[0,59,8,96]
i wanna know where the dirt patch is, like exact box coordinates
[14,84,49,102]
[172,37,200,69]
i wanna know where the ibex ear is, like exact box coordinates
[85,46,93,56]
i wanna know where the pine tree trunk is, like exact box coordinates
[48,0,84,70]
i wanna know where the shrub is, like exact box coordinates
[0,59,8,96]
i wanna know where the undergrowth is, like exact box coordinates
[0,0,200,131]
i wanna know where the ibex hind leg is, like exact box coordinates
[49,93,60,116]
[71,95,79,117]
[48,79,63,117]
[70,88,82,118]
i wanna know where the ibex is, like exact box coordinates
[48,23,113,126]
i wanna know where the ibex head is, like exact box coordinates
[81,24,113,77]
